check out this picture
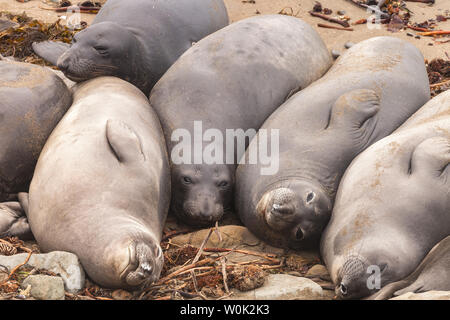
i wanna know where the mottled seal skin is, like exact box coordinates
[150,15,333,226]
[0,60,72,202]
[321,90,450,300]
[236,36,430,250]
[367,236,450,300]
[33,0,229,94]
[23,77,171,289]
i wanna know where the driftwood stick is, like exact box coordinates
[317,23,354,31]
[309,11,350,28]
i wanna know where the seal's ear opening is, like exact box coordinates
[32,41,70,66]
[410,136,450,178]
[106,119,145,163]
[328,89,380,130]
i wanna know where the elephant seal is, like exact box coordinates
[22,77,171,288]
[367,236,450,300]
[0,60,72,202]
[236,36,430,249]
[32,0,229,94]
[149,15,333,226]
[321,90,450,299]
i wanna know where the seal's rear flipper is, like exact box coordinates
[329,89,380,130]
[32,41,70,66]
[106,119,145,163]
[0,200,32,239]
[411,136,450,178]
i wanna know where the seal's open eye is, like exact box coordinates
[218,181,228,188]
[183,176,193,184]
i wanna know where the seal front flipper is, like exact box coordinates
[410,136,450,178]
[327,89,380,147]
[0,201,32,239]
[18,192,29,218]
[32,41,70,66]
[106,119,145,163]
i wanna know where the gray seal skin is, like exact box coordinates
[0,60,72,202]
[321,90,450,300]
[149,15,333,226]
[367,236,450,300]
[22,77,171,289]
[236,36,430,250]
[32,0,229,94]
[0,202,32,239]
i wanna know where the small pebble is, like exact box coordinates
[428,43,433,46]
[337,10,346,16]
[344,42,355,49]
[415,35,421,39]
[406,32,414,37]
[331,50,341,60]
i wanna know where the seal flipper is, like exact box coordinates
[32,41,70,66]
[106,119,145,163]
[410,136,450,178]
[18,192,29,218]
[0,201,32,239]
[328,89,380,130]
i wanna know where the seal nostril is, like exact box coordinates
[340,283,348,296]
[295,227,304,240]
[306,192,315,203]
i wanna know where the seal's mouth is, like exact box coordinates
[63,72,91,82]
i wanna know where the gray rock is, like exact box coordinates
[344,42,355,49]
[391,291,450,300]
[306,264,330,281]
[331,50,341,59]
[21,275,65,300]
[227,274,323,300]
[0,251,85,293]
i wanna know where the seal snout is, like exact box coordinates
[121,241,163,287]
[336,255,368,299]
[259,181,332,245]
[182,193,224,226]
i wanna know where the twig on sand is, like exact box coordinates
[309,11,350,28]
[39,5,100,13]
[154,258,215,286]
[430,79,450,88]
[407,25,432,32]
[1,251,33,284]
[202,247,279,263]
[404,0,435,4]
[317,23,354,31]
[418,30,450,36]
[220,257,230,294]
[192,227,214,264]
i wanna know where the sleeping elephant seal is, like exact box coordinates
[32,0,229,94]
[149,15,333,226]
[321,90,450,299]
[367,236,450,300]
[22,77,171,288]
[0,60,72,202]
[236,36,430,249]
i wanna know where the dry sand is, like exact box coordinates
[0,0,449,60]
